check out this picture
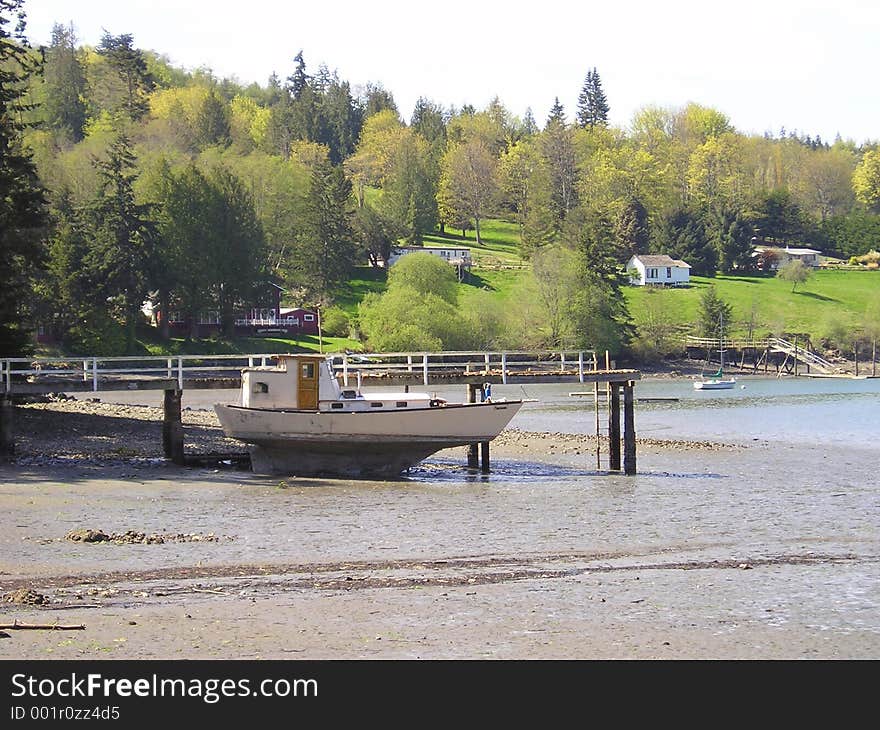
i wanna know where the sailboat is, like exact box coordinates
[694,313,737,390]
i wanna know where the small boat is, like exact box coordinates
[214,354,523,478]
[694,313,737,390]
[693,367,737,390]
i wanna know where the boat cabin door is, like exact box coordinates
[297,360,319,410]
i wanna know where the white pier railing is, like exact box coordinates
[2,350,599,394]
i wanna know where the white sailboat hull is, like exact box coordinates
[214,400,523,478]
[693,378,737,390]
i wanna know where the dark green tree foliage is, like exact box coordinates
[43,22,87,143]
[410,97,447,144]
[522,107,538,136]
[361,82,397,119]
[613,196,650,257]
[195,90,231,149]
[381,136,438,244]
[699,285,733,339]
[85,132,157,353]
[562,207,633,355]
[96,32,155,120]
[154,163,217,338]
[657,207,717,276]
[546,97,566,127]
[207,167,266,337]
[541,106,577,228]
[294,162,357,304]
[286,51,309,99]
[576,67,610,129]
[818,211,880,258]
[321,78,362,163]
[748,189,805,244]
[0,0,47,355]
[707,208,754,273]
[353,204,395,267]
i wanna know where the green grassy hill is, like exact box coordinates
[625,270,880,341]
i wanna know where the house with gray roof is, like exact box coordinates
[626,254,691,286]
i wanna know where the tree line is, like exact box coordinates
[2,2,879,357]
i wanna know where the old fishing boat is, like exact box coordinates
[214,354,523,478]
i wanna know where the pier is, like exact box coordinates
[1,350,640,475]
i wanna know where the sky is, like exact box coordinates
[20,0,880,145]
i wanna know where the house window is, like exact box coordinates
[666,267,672,278]
[304,314,315,322]
[648,268,658,278]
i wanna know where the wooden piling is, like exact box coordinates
[0,395,14,462]
[623,381,636,475]
[163,389,185,465]
[466,383,479,469]
[608,382,621,471]
[480,441,490,472]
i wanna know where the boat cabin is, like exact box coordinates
[241,354,439,412]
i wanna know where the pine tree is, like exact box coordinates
[546,97,566,127]
[195,90,231,148]
[85,132,157,353]
[96,32,154,120]
[576,68,610,129]
[43,22,87,143]
[522,107,538,136]
[0,0,48,355]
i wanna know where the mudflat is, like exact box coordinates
[1,398,877,659]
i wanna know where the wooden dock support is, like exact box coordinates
[466,383,479,469]
[0,395,14,462]
[623,381,636,475]
[608,382,621,471]
[163,389,185,465]
[480,441,490,472]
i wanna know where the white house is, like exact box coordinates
[386,245,472,268]
[752,245,821,270]
[627,254,691,286]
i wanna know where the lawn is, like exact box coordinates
[422,218,524,265]
[624,269,880,340]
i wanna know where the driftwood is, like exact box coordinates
[0,619,85,630]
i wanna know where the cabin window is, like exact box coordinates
[341,390,357,399]
[396,401,408,408]
[302,363,315,379]
[370,402,383,408]
[304,314,315,322]
[666,267,672,278]
[253,382,269,394]
[331,403,344,409]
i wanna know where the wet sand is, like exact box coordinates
[1,398,877,659]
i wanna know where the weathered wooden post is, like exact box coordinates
[608,382,621,471]
[623,380,636,475]
[163,389,185,465]
[0,394,14,462]
[466,383,479,468]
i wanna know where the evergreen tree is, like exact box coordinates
[43,22,87,143]
[294,162,357,304]
[562,207,633,355]
[613,196,650,257]
[546,97,566,127]
[657,207,717,276]
[522,107,538,136]
[410,97,447,144]
[85,132,157,353]
[195,90,231,148]
[286,50,309,100]
[361,82,397,119]
[207,166,266,337]
[96,32,154,120]
[0,0,48,355]
[699,285,733,339]
[576,67,610,129]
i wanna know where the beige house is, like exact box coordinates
[752,245,821,269]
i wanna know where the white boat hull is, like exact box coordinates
[693,378,737,390]
[214,401,523,478]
